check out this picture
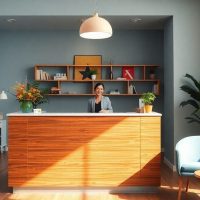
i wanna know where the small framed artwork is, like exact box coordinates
[122,66,134,80]
[74,55,102,80]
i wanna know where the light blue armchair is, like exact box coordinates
[175,136,200,200]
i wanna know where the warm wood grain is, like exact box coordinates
[3,152,200,200]
[8,116,161,187]
[8,117,28,186]
[140,117,161,185]
[34,64,160,96]
[27,117,140,186]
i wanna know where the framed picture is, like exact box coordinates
[122,66,134,80]
[74,55,102,80]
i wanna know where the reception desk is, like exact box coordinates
[7,112,161,188]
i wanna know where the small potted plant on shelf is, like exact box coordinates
[141,92,156,113]
[90,69,98,80]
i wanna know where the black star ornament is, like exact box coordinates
[79,66,91,80]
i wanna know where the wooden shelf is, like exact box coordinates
[46,93,157,96]
[34,64,160,96]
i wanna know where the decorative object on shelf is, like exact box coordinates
[141,92,156,113]
[79,13,112,39]
[149,68,156,79]
[122,66,134,80]
[153,84,159,94]
[91,74,96,80]
[79,66,93,80]
[51,87,61,94]
[0,91,8,100]
[116,77,126,80]
[128,84,137,94]
[74,55,102,80]
[128,84,133,94]
[54,73,67,80]
[180,73,200,124]
[90,69,98,80]
[109,89,120,95]
[12,81,48,111]
[110,70,113,80]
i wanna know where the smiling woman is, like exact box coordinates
[88,82,113,113]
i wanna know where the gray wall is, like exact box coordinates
[163,17,174,163]
[0,30,163,114]
[0,0,200,165]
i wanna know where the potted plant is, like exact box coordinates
[141,92,156,113]
[90,69,98,80]
[180,73,200,124]
[12,81,48,112]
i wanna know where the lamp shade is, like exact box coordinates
[0,91,8,100]
[80,13,112,39]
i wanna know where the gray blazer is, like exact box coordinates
[88,96,113,113]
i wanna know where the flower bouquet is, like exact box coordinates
[13,81,48,112]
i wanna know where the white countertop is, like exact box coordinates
[7,112,162,117]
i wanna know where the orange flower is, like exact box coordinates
[12,81,48,108]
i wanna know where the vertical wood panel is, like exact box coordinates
[8,117,28,186]
[140,117,161,183]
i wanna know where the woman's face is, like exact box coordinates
[95,85,104,96]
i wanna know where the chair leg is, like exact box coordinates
[185,177,189,192]
[178,176,183,200]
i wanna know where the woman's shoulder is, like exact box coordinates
[88,97,94,102]
[102,96,110,101]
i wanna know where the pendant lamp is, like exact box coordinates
[79,13,112,39]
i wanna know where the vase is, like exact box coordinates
[20,101,33,113]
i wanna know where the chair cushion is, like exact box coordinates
[180,162,200,175]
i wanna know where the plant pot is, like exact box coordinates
[91,74,96,80]
[20,100,33,113]
[144,104,153,113]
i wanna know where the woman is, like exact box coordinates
[88,83,113,113]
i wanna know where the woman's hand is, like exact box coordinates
[99,109,109,113]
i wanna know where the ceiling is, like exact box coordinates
[0,15,170,31]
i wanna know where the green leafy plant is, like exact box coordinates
[12,80,49,109]
[90,69,98,75]
[141,92,156,105]
[180,73,200,124]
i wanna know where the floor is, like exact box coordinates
[0,152,200,200]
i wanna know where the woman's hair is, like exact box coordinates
[94,82,105,90]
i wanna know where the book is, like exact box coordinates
[122,66,134,80]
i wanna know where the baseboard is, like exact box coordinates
[164,156,176,172]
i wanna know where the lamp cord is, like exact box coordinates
[94,0,98,14]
